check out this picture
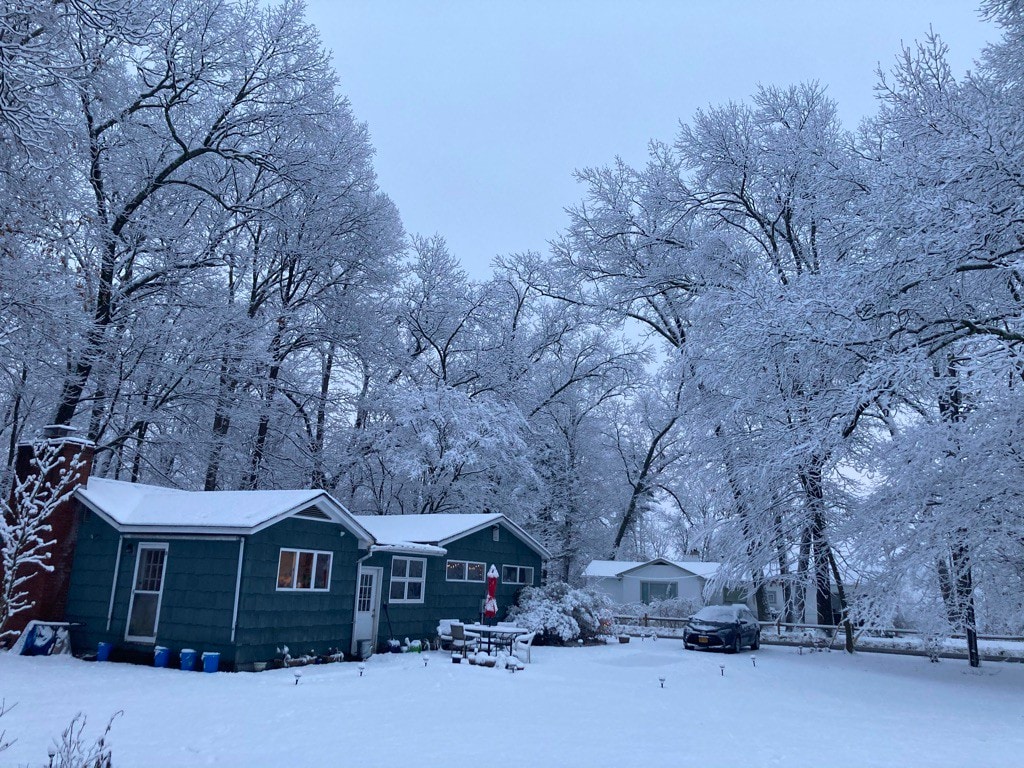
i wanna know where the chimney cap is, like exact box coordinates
[41,424,80,440]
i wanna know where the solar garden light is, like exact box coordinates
[293,671,302,686]
[658,676,666,688]
[751,654,757,668]
[423,655,429,667]
[719,664,725,677]
[358,663,366,677]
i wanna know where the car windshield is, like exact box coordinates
[690,606,739,623]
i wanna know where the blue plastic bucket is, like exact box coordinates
[201,651,220,673]
[180,648,197,671]
[153,646,170,668]
[97,641,113,662]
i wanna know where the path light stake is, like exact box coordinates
[358,663,365,677]
[424,656,429,667]
[658,676,666,689]
[719,664,725,677]
[294,671,302,686]
[751,655,757,668]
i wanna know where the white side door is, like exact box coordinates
[351,566,381,656]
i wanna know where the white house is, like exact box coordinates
[583,557,739,607]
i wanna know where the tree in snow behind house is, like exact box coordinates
[0,440,86,639]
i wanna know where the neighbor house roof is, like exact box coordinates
[582,560,645,578]
[354,513,551,559]
[584,558,722,580]
[76,477,374,541]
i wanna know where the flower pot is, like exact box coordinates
[618,636,630,644]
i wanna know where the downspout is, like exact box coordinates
[230,537,245,643]
[105,537,123,631]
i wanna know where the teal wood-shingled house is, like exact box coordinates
[352,514,548,647]
[65,478,548,669]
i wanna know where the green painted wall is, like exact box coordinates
[368,522,543,648]
[65,506,238,663]
[233,516,360,666]
[66,505,361,669]
[65,505,121,652]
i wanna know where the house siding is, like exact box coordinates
[64,505,121,652]
[65,506,239,664]
[232,516,360,666]
[367,522,542,648]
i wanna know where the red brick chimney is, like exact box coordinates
[3,425,94,637]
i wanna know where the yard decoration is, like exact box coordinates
[658,676,665,688]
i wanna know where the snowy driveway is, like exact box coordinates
[1,640,1022,766]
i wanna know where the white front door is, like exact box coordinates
[352,566,381,656]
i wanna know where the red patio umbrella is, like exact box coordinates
[484,565,499,621]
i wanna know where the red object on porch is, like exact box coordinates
[484,565,498,619]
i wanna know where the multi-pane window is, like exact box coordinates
[390,557,426,603]
[766,590,778,606]
[357,571,374,612]
[446,560,486,582]
[276,549,332,591]
[501,565,534,585]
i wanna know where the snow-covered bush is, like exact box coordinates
[506,582,613,644]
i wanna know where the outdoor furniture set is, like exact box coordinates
[437,619,536,665]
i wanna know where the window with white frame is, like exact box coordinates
[446,560,485,582]
[501,564,534,585]
[390,556,426,602]
[276,548,332,591]
[766,590,778,606]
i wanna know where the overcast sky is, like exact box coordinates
[305,1,995,279]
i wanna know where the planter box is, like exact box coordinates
[618,636,630,644]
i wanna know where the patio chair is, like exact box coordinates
[436,619,460,650]
[450,623,480,658]
[512,631,536,664]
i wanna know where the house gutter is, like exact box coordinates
[105,537,123,631]
[230,537,245,643]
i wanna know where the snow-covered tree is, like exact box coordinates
[1,439,88,638]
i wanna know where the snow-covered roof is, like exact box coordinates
[583,560,645,578]
[583,558,721,580]
[76,477,373,540]
[354,513,551,559]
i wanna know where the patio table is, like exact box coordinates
[462,623,529,655]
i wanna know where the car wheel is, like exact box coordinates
[751,632,760,651]
[731,635,742,653]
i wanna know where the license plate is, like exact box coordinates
[698,636,708,644]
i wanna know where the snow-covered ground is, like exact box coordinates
[2,640,1022,767]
